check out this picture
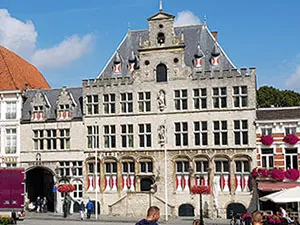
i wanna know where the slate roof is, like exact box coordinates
[0,45,50,90]
[257,107,300,121]
[98,24,235,78]
[21,87,83,122]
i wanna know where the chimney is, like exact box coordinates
[211,31,218,41]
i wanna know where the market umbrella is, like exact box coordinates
[260,186,300,203]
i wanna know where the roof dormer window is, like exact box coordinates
[157,32,165,45]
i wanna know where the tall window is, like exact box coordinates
[156,64,167,82]
[140,161,153,173]
[122,162,135,174]
[86,95,99,115]
[215,161,229,174]
[34,130,44,150]
[73,182,83,199]
[87,126,99,148]
[193,88,207,109]
[261,148,274,168]
[88,161,100,174]
[104,125,116,148]
[285,148,298,170]
[138,124,151,147]
[175,122,188,146]
[174,89,188,110]
[234,120,248,145]
[235,161,250,174]
[194,121,208,146]
[121,124,134,148]
[195,160,209,185]
[212,87,227,108]
[58,129,70,150]
[46,129,57,150]
[105,162,117,174]
[261,128,272,136]
[5,128,16,154]
[235,160,250,191]
[285,127,296,135]
[138,92,151,112]
[103,94,116,114]
[72,161,83,177]
[176,161,189,174]
[120,93,133,113]
[233,86,248,107]
[213,121,228,145]
[6,102,17,119]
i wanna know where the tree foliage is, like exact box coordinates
[257,86,300,107]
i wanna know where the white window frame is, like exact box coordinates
[86,95,99,115]
[5,128,17,154]
[120,93,133,113]
[233,86,248,108]
[87,125,99,149]
[261,127,272,135]
[6,102,17,119]
[285,127,296,135]
[261,148,274,169]
[103,94,116,114]
[104,125,116,148]
[140,161,153,174]
[212,87,227,108]
[174,89,188,110]
[138,92,151,112]
[175,122,188,147]
[193,88,207,110]
[213,121,228,145]
[194,121,208,146]
[138,124,151,148]
[234,120,248,145]
[285,148,298,170]
[121,124,134,148]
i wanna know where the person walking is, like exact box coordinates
[86,200,94,219]
[252,211,263,225]
[35,197,41,213]
[135,206,160,225]
[80,201,85,220]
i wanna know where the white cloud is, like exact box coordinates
[0,9,93,69]
[31,34,93,69]
[0,9,37,58]
[285,66,300,90]
[174,10,201,27]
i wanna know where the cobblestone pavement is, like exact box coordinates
[18,213,229,225]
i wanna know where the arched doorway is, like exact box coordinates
[178,204,195,217]
[226,203,246,219]
[26,167,54,212]
[140,178,153,192]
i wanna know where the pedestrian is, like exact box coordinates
[135,206,160,225]
[42,197,47,213]
[35,196,41,213]
[252,211,263,225]
[80,201,85,220]
[86,199,94,219]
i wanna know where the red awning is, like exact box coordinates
[258,182,300,191]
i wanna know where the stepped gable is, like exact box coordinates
[0,45,50,90]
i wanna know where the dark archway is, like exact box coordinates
[26,167,54,212]
[178,204,195,217]
[140,178,153,192]
[91,201,100,215]
[226,203,246,219]
[156,64,167,82]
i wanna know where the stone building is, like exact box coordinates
[256,107,300,212]
[0,45,49,168]
[20,87,84,213]
[80,8,257,218]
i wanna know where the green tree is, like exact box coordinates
[257,86,300,107]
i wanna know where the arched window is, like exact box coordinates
[156,64,167,82]
[157,32,165,44]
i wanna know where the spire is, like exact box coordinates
[159,0,162,12]
[204,15,207,26]
[211,43,220,57]
[128,22,131,31]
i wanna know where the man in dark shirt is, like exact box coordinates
[136,206,160,225]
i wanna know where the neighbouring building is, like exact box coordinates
[0,45,50,168]
[256,107,300,213]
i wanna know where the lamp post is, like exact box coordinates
[191,185,210,225]
[94,133,98,220]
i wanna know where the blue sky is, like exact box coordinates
[1,0,300,91]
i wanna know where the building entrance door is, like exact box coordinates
[26,167,54,212]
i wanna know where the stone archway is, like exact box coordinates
[178,204,195,217]
[226,202,246,219]
[26,167,55,212]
